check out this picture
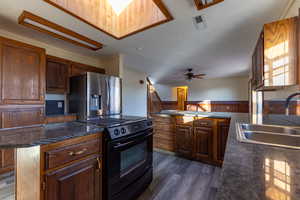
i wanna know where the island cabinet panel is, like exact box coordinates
[152,115,175,152]
[175,125,193,159]
[46,56,69,94]
[45,156,101,200]
[0,36,45,104]
[193,127,213,162]
[0,149,14,174]
[216,120,230,162]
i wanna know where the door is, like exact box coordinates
[175,125,192,158]
[193,127,212,162]
[45,156,101,200]
[46,56,69,94]
[177,87,188,110]
[0,37,45,104]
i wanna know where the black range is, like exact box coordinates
[83,115,154,200]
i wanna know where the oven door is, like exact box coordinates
[107,128,153,197]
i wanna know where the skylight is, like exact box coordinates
[107,0,134,15]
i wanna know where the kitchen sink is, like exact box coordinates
[236,123,300,149]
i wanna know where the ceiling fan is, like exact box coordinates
[185,68,206,81]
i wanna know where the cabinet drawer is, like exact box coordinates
[194,119,213,127]
[175,116,194,126]
[45,139,100,169]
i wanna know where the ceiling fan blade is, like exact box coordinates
[193,74,206,77]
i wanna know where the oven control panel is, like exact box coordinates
[107,120,153,140]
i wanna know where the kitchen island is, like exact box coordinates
[153,110,300,200]
[0,122,104,200]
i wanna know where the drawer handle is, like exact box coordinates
[97,157,101,170]
[69,148,88,156]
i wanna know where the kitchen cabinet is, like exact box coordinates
[152,114,231,166]
[1,106,45,128]
[175,125,193,159]
[0,149,14,174]
[0,36,45,104]
[153,116,175,152]
[70,62,105,77]
[193,127,213,162]
[252,32,264,89]
[41,134,102,200]
[45,156,101,200]
[46,55,69,94]
[252,17,299,90]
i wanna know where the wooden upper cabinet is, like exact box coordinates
[252,32,264,89]
[70,62,105,77]
[0,37,45,104]
[263,17,298,88]
[1,107,45,128]
[253,17,299,90]
[46,56,69,94]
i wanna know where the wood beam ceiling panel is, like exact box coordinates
[43,0,173,39]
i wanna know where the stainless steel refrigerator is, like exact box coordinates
[69,72,122,120]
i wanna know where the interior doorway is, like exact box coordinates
[177,86,188,110]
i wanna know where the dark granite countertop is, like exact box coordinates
[153,110,233,118]
[46,113,77,117]
[0,122,104,148]
[217,113,300,200]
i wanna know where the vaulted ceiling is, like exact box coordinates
[0,0,292,83]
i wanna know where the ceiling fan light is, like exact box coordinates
[107,0,134,15]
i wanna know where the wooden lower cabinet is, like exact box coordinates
[0,149,14,174]
[41,134,102,200]
[45,155,101,200]
[193,127,213,162]
[175,125,193,158]
[217,120,230,162]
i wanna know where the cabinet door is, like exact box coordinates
[252,32,264,89]
[263,17,298,87]
[217,121,230,162]
[193,127,212,162]
[2,107,45,128]
[0,149,14,174]
[46,56,69,94]
[0,37,45,104]
[175,125,193,158]
[45,156,101,200]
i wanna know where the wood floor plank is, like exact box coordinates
[139,151,220,200]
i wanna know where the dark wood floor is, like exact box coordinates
[0,172,14,200]
[138,151,221,200]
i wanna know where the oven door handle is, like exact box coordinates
[113,133,152,150]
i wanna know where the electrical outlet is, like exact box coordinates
[57,102,63,108]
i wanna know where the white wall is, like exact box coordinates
[155,76,249,101]
[122,67,147,116]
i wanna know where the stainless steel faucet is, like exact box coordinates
[285,92,300,115]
